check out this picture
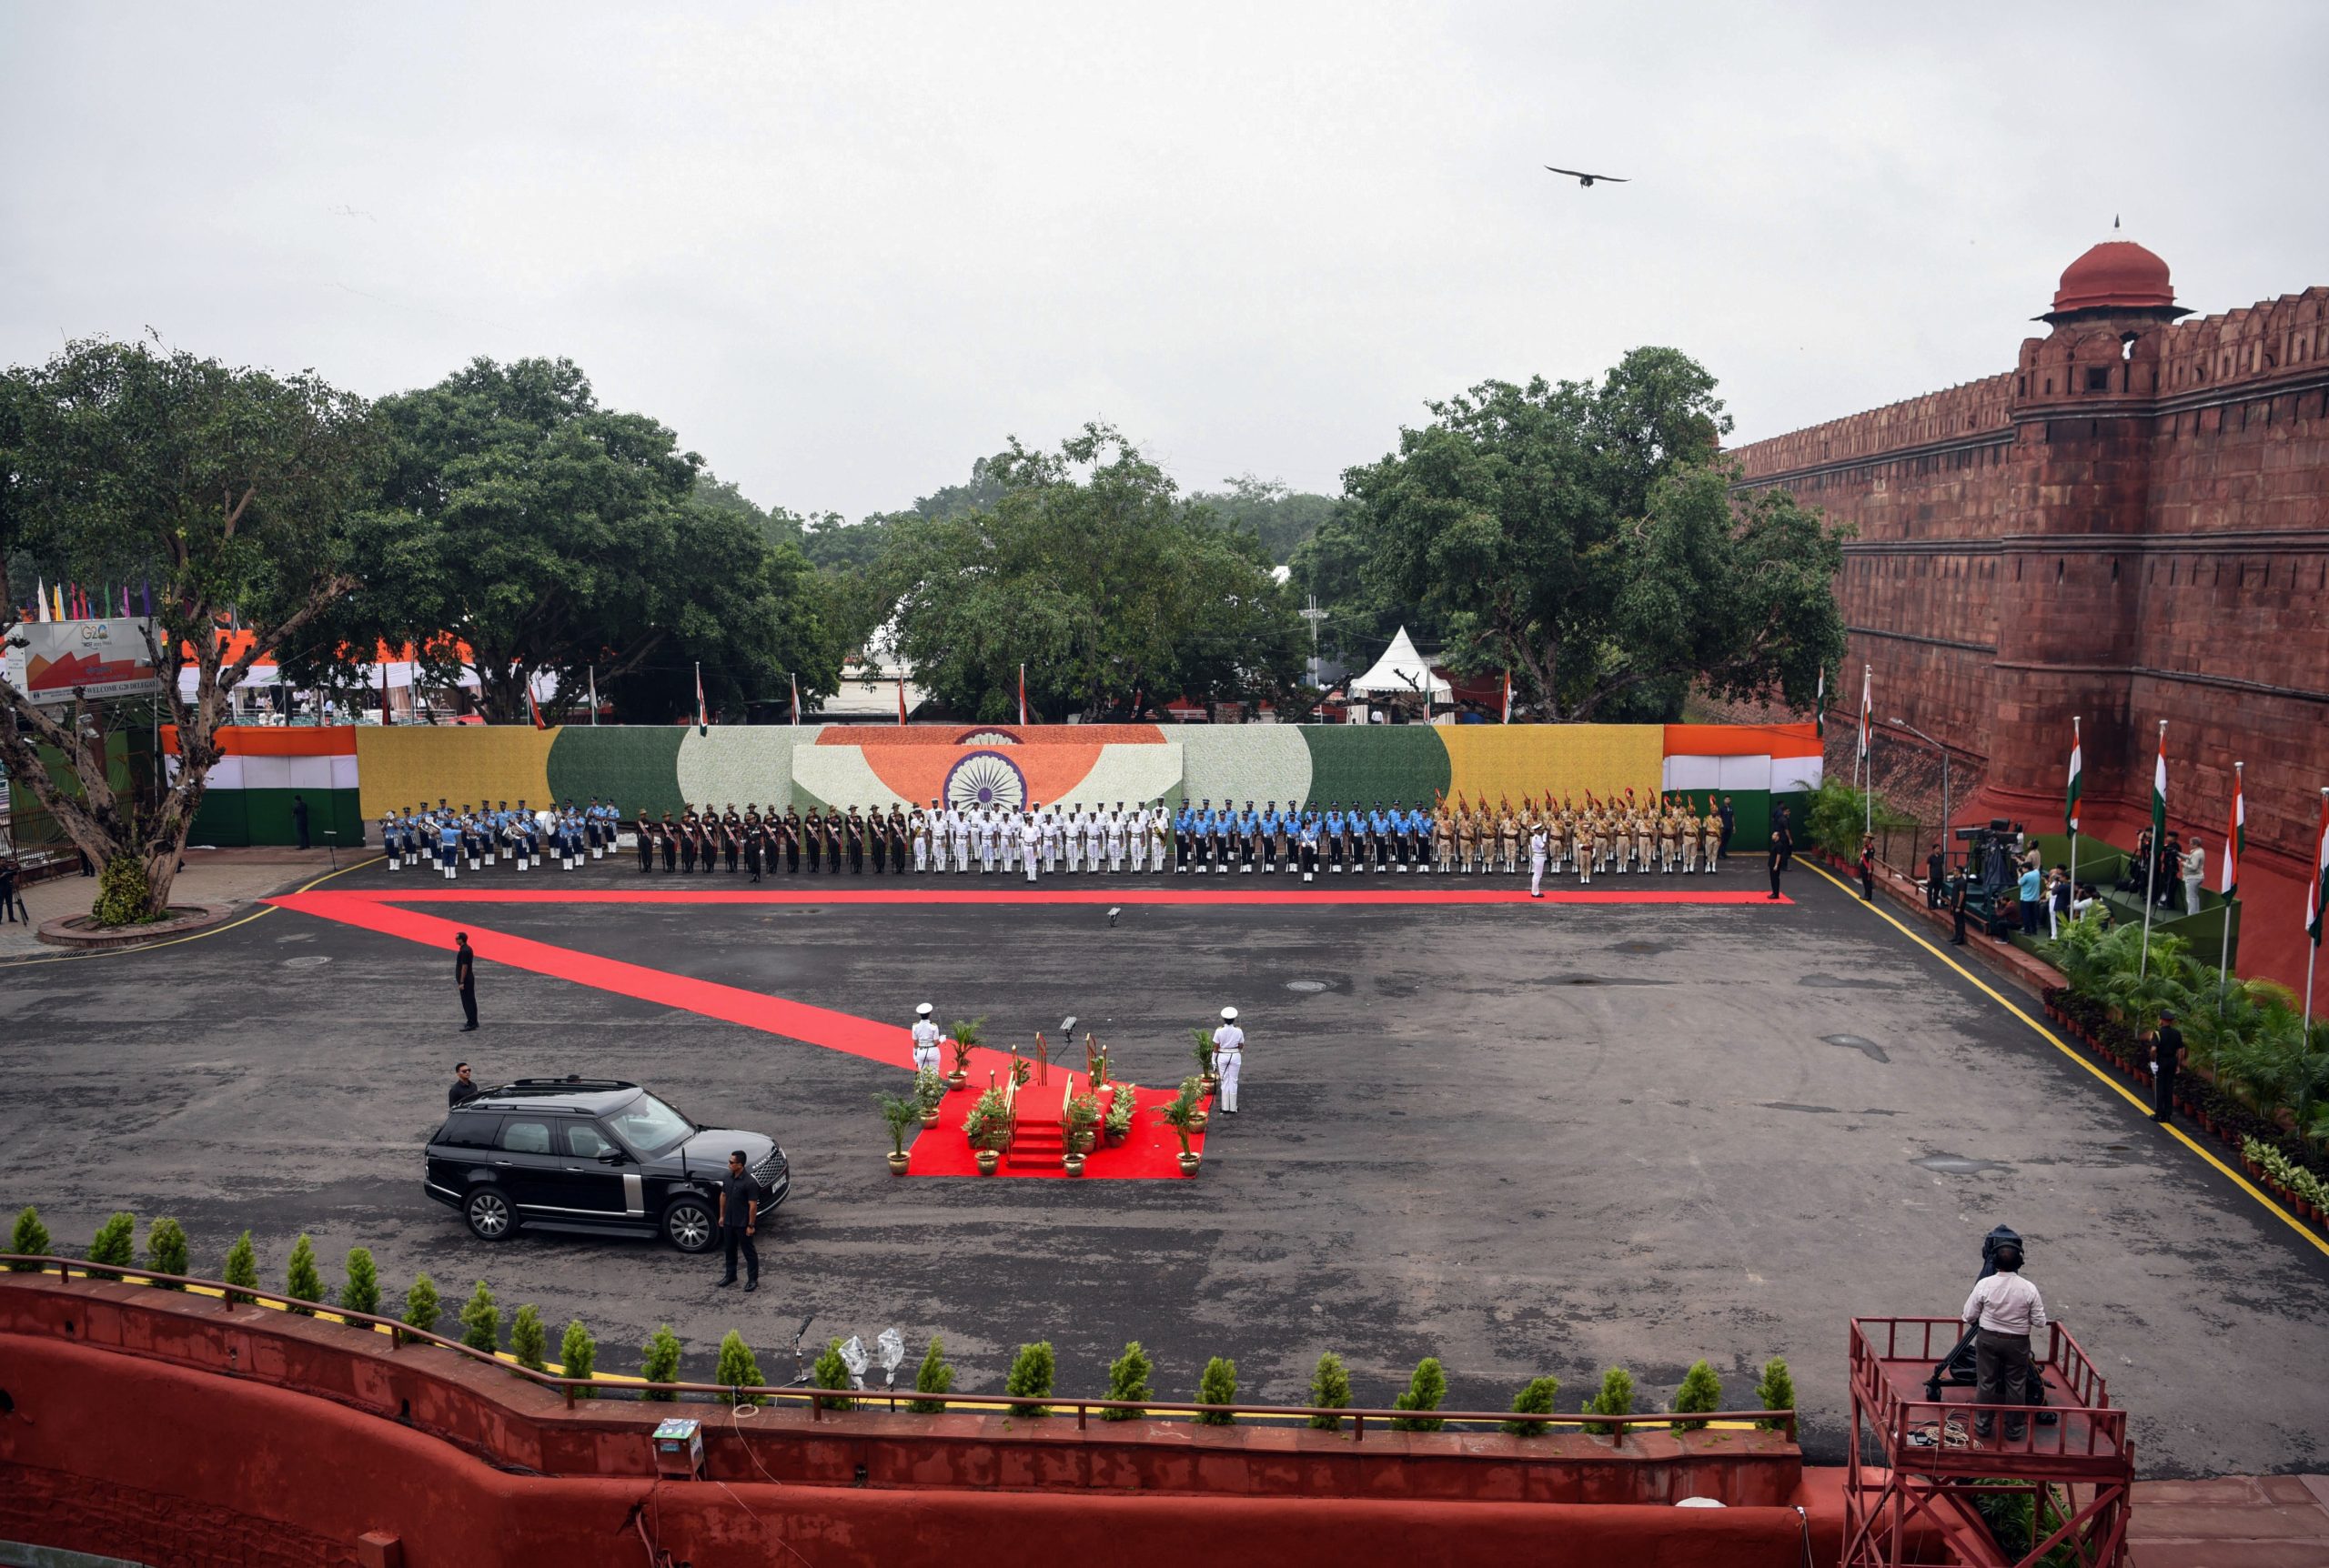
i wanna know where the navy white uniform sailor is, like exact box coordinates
[911,1003,943,1075]
[1212,1007,1245,1114]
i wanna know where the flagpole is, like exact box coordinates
[2140,720,2165,979]
[2307,787,2329,1040]
[589,666,599,726]
[2068,716,2080,906]
[1860,664,1872,842]
[2218,760,2240,1012]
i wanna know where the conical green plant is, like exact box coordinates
[86,1211,136,1270]
[222,1231,259,1305]
[1502,1374,1560,1437]
[1005,1341,1055,1417]
[459,1279,499,1353]
[8,1206,51,1271]
[511,1304,549,1372]
[560,1320,598,1396]
[1672,1360,1723,1432]
[1102,1341,1152,1422]
[283,1234,325,1316]
[340,1247,379,1316]
[811,1337,854,1412]
[715,1330,766,1403]
[904,1336,953,1414]
[1582,1366,1636,1437]
[144,1218,189,1289]
[1754,1357,1796,1432]
[1306,1352,1352,1431]
[1389,1356,1447,1432]
[401,1271,441,1333]
[641,1325,683,1399]
[1194,1356,1237,1426]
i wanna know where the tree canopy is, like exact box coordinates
[1338,347,1848,719]
[1188,475,1336,565]
[281,357,839,723]
[0,337,378,916]
[872,426,1306,721]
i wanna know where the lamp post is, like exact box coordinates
[1887,718,1951,875]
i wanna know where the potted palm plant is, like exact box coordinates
[875,1091,919,1176]
[946,1018,983,1091]
[1190,1027,1220,1091]
[913,1068,946,1128]
[1180,1074,1210,1131]
[1103,1084,1137,1147]
[1064,1091,1102,1169]
[1157,1082,1204,1176]
[963,1087,1010,1176]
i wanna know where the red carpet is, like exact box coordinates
[277,884,1788,907]
[904,1073,1206,1181]
[267,889,1209,1179]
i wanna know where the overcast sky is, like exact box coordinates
[5,3,2324,521]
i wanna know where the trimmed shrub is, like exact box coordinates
[87,1211,136,1269]
[1005,1341,1056,1417]
[1389,1356,1447,1432]
[1672,1360,1723,1432]
[1194,1356,1237,1426]
[93,855,152,928]
[340,1248,379,1316]
[1102,1340,1153,1421]
[9,1206,51,1269]
[459,1280,499,1353]
[715,1329,766,1403]
[1306,1352,1352,1431]
[811,1336,854,1412]
[1502,1374,1561,1437]
[283,1234,325,1316]
[905,1336,954,1414]
[401,1272,441,1333]
[222,1231,259,1305]
[641,1326,683,1398]
[1583,1366,1637,1437]
[1755,1357,1796,1432]
[511,1305,549,1372]
[560,1320,598,1395]
[145,1218,190,1288]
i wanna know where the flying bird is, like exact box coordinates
[1545,166,1628,187]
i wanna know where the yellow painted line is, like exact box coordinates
[1803,859,2329,1261]
[1,854,386,968]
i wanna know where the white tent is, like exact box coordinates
[1346,627,1449,700]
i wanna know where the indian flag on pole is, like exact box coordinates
[2151,725,2168,840]
[2222,766,2244,896]
[1815,668,1825,739]
[1857,666,1871,762]
[2308,792,2329,948]
[2065,718,2082,833]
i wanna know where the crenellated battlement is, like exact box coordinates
[1729,374,2012,480]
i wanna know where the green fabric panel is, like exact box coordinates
[186,788,249,847]
[225,789,365,847]
[546,727,687,817]
[1662,787,1772,851]
[1299,725,1450,809]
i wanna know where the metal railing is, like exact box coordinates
[1848,1317,2126,1468]
[5,1256,1797,1441]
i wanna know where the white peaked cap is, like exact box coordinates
[916,1003,933,1016]
[1220,1007,1238,1021]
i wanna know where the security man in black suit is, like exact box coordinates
[715,1150,761,1292]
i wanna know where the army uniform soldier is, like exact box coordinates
[743,819,764,883]
[1578,811,1598,885]
[635,809,655,873]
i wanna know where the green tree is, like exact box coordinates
[1755,1358,1796,1432]
[560,1320,598,1395]
[459,1279,499,1353]
[222,1231,259,1304]
[1102,1340,1153,1422]
[641,1325,684,1398]
[1287,498,1435,671]
[1194,1356,1237,1426]
[510,1305,549,1372]
[1306,1352,1353,1431]
[9,1206,51,1269]
[284,357,838,725]
[877,426,1306,721]
[714,1329,766,1403]
[905,1336,955,1414]
[1672,1360,1723,1432]
[283,1233,324,1316]
[401,1272,441,1334]
[1191,474,1338,564]
[339,1247,379,1316]
[1005,1341,1056,1417]
[0,340,379,919]
[1389,1356,1448,1432]
[1341,350,1848,722]
[86,1211,136,1269]
[1502,1374,1561,1437]
[144,1218,189,1288]
[810,1337,854,1412]
[1583,1366,1637,1436]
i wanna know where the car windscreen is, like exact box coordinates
[603,1092,694,1156]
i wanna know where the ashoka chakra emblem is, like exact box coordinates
[956,728,1020,746]
[944,751,1027,810]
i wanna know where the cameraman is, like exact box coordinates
[1961,1240,2048,1443]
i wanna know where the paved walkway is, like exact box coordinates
[2132,1475,2329,1567]
[0,846,360,960]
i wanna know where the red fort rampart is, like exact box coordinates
[1730,240,2329,987]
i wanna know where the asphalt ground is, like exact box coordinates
[5,849,2326,1476]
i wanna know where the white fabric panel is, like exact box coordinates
[242,755,293,789]
[1772,754,1824,794]
[1662,755,1721,792]
[287,755,336,790]
[1716,753,1773,791]
[329,754,361,790]
[201,755,245,790]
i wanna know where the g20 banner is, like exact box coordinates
[3,617,166,704]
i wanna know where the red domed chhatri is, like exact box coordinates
[2051,239,2175,313]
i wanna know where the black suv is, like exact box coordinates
[424,1079,790,1253]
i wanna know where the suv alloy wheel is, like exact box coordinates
[663,1195,716,1253]
[465,1186,515,1241]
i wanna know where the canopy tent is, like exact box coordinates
[1346,628,1450,700]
